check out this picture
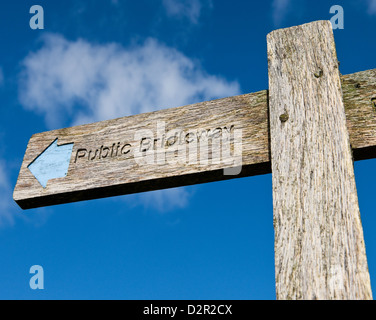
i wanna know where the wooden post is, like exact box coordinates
[267,21,372,299]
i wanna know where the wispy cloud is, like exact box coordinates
[125,187,191,213]
[271,0,292,26]
[143,188,190,212]
[368,0,376,15]
[162,0,211,24]
[18,34,240,212]
[19,34,239,128]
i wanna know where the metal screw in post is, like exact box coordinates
[314,68,323,78]
[279,112,289,123]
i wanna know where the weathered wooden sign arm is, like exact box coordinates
[13,68,376,209]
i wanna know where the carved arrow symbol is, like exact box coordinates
[28,139,74,188]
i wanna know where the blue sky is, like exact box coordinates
[0,0,375,299]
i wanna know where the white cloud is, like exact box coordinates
[162,0,211,24]
[19,34,239,128]
[127,187,191,213]
[272,0,291,26]
[368,0,376,14]
[18,34,240,212]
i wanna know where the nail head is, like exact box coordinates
[279,113,289,122]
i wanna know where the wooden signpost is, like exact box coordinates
[268,21,372,300]
[13,20,376,299]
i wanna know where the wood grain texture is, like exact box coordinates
[267,20,372,299]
